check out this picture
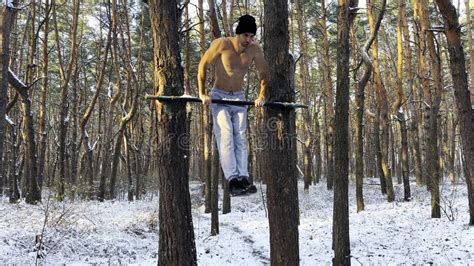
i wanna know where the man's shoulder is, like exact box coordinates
[247,42,263,54]
[212,37,231,45]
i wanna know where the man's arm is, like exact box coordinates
[197,38,223,104]
[253,45,269,107]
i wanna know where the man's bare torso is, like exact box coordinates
[213,37,256,92]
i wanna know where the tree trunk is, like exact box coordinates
[321,0,335,191]
[81,26,112,200]
[211,140,219,235]
[0,2,19,192]
[21,92,41,204]
[197,0,211,213]
[435,0,474,225]
[109,1,140,200]
[313,110,322,184]
[465,0,474,96]
[368,0,394,202]
[294,0,313,192]
[417,0,442,218]
[333,0,357,264]
[8,122,20,202]
[56,0,80,200]
[263,0,299,264]
[355,0,384,212]
[37,1,52,192]
[395,0,411,201]
[221,0,231,37]
[149,0,197,263]
[208,0,221,38]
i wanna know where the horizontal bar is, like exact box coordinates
[145,94,308,109]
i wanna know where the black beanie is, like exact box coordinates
[235,15,257,35]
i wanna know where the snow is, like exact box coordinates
[1,179,473,264]
[4,115,15,126]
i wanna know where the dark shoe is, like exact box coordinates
[229,178,246,196]
[241,178,257,194]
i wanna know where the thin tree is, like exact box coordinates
[55,0,80,200]
[465,0,474,95]
[417,0,443,218]
[294,0,314,192]
[109,0,140,200]
[368,0,394,202]
[37,0,52,192]
[148,0,197,263]
[81,24,112,200]
[319,0,333,188]
[355,0,385,213]
[333,0,358,264]
[394,0,411,201]
[197,0,212,213]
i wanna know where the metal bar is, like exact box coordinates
[145,94,308,109]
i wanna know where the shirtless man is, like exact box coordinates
[198,15,269,196]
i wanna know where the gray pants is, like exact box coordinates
[210,88,249,180]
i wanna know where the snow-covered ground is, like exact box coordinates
[1,178,473,265]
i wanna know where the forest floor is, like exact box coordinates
[0,177,473,265]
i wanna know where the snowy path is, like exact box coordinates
[1,179,473,264]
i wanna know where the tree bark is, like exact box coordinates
[294,0,313,192]
[81,26,112,200]
[37,1,52,193]
[435,0,474,225]
[149,0,197,263]
[320,0,335,191]
[417,0,443,218]
[355,0,384,212]
[333,0,358,264]
[465,0,474,97]
[56,0,80,200]
[208,0,221,39]
[395,0,411,201]
[0,2,17,192]
[263,0,299,264]
[368,0,394,202]
[210,140,219,235]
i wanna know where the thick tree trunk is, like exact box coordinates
[149,0,197,263]
[22,95,41,204]
[263,0,299,264]
[435,0,474,225]
[0,4,17,190]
